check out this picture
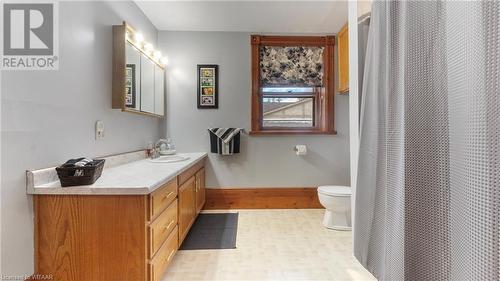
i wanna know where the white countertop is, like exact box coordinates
[26,152,207,195]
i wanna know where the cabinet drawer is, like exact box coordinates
[149,178,177,220]
[149,226,178,281]
[178,160,204,186]
[148,200,178,258]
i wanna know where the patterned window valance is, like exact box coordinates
[259,46,324,87]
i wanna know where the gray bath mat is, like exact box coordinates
[179,213,238,250]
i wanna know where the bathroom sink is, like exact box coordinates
[149,155,190,163]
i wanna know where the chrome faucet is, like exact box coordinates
[151,138,176,159]
[150,139,168,159]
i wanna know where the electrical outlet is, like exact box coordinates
[95,120,104,140]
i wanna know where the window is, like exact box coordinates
[262,87,317,128]
[250,35,336,135]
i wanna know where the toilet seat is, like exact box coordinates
[318,185,351,197]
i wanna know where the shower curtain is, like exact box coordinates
[354,1,499,281]
[357,13,370,119]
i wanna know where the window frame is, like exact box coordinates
[250,35,336,135]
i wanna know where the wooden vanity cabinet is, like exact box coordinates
[33,158,206,281]
[34,195,149,281]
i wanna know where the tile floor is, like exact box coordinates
[164,209,375,281]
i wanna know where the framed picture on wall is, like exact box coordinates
[197,64,218,109]
[125,64,136,108]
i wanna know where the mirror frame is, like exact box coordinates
[112,21,165,118]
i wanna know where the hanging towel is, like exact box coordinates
[208,128,243,155]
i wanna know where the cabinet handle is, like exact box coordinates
[162,191,174,202]
[166,249,175,262]
[163,220,174,232]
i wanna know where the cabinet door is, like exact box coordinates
[195,168,206,214]
[178,176,196,245]
[140,54,155,114]
[154,65,164,116]
[337,23,349,93]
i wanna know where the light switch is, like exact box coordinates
[95,120,104,140]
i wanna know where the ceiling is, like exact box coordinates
[135,1,348,34]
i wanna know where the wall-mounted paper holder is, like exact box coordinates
[294,145,307,156]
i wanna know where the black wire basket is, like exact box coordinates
[55,159,105,187]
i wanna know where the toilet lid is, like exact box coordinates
[318,185,351,196]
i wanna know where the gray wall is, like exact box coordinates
[158,31,350,188]
[0,1,160,276]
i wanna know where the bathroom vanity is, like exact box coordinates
[26,152,207,281]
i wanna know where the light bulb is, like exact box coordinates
[144,43,153,52]
[153,50,162,59]
[134,33,144,43]
[160,57,168,65]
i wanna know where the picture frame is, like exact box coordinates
[197,64,219,109]
[125,64,136,108]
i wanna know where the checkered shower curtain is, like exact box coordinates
[354,1,500,280]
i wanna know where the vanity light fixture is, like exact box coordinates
[134,33,144,44]
[123,22,165,67]
[160,56,169,66]
[144,43,154,52]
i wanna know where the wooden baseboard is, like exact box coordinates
[204,188,323,209]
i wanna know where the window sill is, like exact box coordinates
[249,130,337,136]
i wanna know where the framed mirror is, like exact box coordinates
[125,43,141,110]
[112,22,166,117]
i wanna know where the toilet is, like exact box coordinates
[317,185,352,230]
